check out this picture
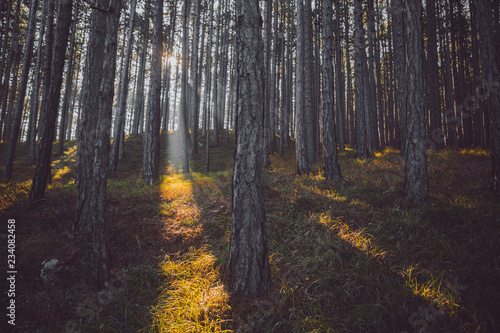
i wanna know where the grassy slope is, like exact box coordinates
[0,132,499,332]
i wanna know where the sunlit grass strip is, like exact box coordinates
[151,246,232,332]
[0,180,31,210]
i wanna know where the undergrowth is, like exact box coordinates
[0,133,498,332]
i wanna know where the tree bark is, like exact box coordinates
[29,0,72,200]
[2,0,38,182]
[304,0,317,164]
[110,0,138,172]
[132,3,149,135]
[229,0,270,296]
[27,0,48,164]
[58,4,79,156]
[143,0,163,184]
[0,0,13,112]
[354,0,370,159]
[392,0,407,154]
[469,0,484,147]
[263,0,272,165]
[335,0,345,151]
[75,0,121,288]
[179,0,190,173]
[476,0,500,192]
[212,2,222,145]
[404,0,429,203]
[345,0,354,146]
[323,0,342,180]
[0,0,20,142]
[296,0,310,175]
[189,0,201,156]
[425,0,442,149]
[366,0,379,148]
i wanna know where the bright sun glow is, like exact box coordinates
[167,55,177,67]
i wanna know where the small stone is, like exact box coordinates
[40,259,63,283]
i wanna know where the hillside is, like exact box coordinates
[1,132,499,332]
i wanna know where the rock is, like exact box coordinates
[40,259,64,283]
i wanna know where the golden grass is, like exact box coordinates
[152,246,232,332]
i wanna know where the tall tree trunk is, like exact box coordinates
[229,0,270,296]
[269,0,279,154]
[179,0,190,173]
[476,0,500,193]
[263,0,272,165]
[27,0,48,164]
[335,0,345,151]
[75,0,121,288]
[304,0,317,164]
[295,0,310,175]
[0,0,13,111]
[441,5,458,149]
[392,0,406,154]
[143,0,163,184]
[132,3,149,135]
[2,0,38,182]
[345,0,354,146]
[67,41,83,141]
[374,0,385,148]
[203,0,214,172]
[469,0,484,147]
[58,4,79,156]
[212,2,222,145]
[189,0,201,156]
[366,0,379,148]
[29,0,72,200]
[0,0,20,142]
[279,3,288,156]
[387,26,396,146]
[323,0,342,180]
[426,0,442,149]
[110,0,138,172]
[404,0,429,203]
[448,0,464,148]
[354,0,370,159]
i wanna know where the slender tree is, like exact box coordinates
[354,0,370,159]
[476,0,500,192]
[58,3,79,156]
[425,0,442,149]
[296,0,310,175]
[132,3,150,135]
[189,0,202,156]
[110,0,138,172]
[323,0,342,180]
[27,0,48,164]
[469,0,484,147]
[143,0,163,184]
[263,0,272,165]
[0,0,20,142]
[335,0,345,151]
[404,0,429,203]
[229,0,270,296]
[29,0,72,200]
[304,0,317,164]
[2,0,38,182]
[179,0,190,173]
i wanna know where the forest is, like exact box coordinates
[0,0,499,331]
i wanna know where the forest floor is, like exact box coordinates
[1,131,499,332]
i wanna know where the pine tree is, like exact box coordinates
[229,0,270,296]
